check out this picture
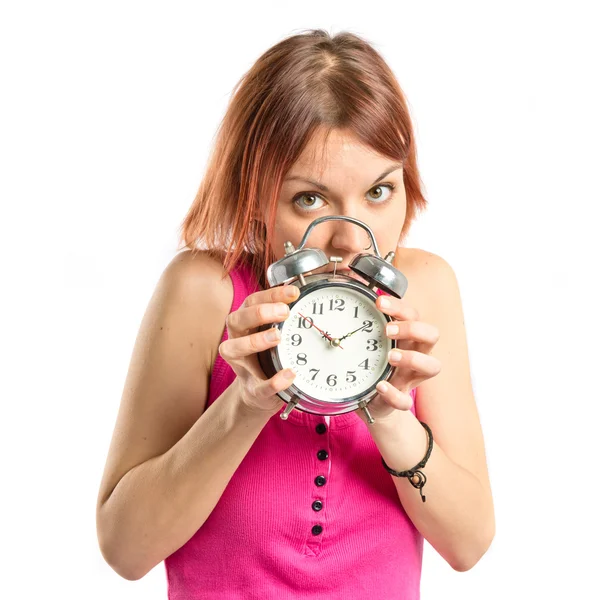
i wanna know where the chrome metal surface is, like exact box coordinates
[266,247,329,286]
[349,253,408,298]
[258,273,397,417]
[296,215,381,257]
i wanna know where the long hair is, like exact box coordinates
[178,28,428,290]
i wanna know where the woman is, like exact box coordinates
[96,28,495,599]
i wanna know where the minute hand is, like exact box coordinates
[338,323,369,342]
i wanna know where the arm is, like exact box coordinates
[368,250,495,572]
[97,378,272,581]
[368,410,493,572]
[96,250,273,580]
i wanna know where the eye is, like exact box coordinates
[292,183,396,213]
[366,184,395,204]
[293,193,326,212]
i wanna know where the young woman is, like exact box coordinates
[96,29,495,599]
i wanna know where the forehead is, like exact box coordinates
[290,127,389,176]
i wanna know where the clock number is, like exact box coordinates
[358,358,370,370]
[366,339,379,352]
[297,315,313,329]
[346,371,357,383]
[309,369,320,381]
[329,298,345,311]
[291,334,302,346]
[326,374,337,386]
[296,353,308,365]
[353,306,359,318]
[362,320,373,332]
[312,302,324,315]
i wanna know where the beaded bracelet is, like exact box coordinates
[381,420,433,503]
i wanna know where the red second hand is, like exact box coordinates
[297,312,344,349]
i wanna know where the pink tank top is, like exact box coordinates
[164,259,423,599]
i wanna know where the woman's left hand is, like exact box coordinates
[356,294,442,425]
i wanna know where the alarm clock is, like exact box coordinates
[257,215,408,424]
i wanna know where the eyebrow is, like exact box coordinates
[283,163,403,192]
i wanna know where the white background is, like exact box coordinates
[1,1,598,598]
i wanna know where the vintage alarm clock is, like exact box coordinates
[257,215,408,424]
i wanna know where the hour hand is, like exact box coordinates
[297,312,344,349]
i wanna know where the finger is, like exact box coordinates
[385,321,439,346]
[226,301,291,339]
[219,325,283,362]
[241,283,300,309]
[375,380,413,411]
[387,349,442,378]
[253,368,297,402]
[376,295,420,321]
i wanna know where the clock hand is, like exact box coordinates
[339,323,369,342]
[297,312,344,350]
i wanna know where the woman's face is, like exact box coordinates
[268,127,407,277]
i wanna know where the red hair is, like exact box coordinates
[178,28,428,290]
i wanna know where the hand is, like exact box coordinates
[218,284,300,416]
[356,294,442,424]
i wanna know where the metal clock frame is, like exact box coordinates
[258,273,397,419]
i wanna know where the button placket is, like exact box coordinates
[306,419,330,551]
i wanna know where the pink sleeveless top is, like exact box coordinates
[164,259,422,599]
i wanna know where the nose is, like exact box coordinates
[329,217,371,254]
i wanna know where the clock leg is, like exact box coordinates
[358,400,375,424]
[280,395,300,420]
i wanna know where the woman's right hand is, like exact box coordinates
[218,284,299,417]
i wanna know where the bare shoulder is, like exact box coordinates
[391,247,455,316]
[97,249,233,508]
[165,248,232,295]
[162,249,234,364]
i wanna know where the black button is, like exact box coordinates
[317,450,329,461]
[316,423,327,434]
[314,475,326,486]
[312,500,323,511]
[312,524,323,535]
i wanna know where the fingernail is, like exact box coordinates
[386,324,399,335]
[284,286,299,298]
[266,327,281,341]
[284,369,296,379]
[388,349,402,363]
[379,297,391,309]
[274,303,289,317]
[377,382,388,393]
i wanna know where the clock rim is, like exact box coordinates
[266,273,396,415]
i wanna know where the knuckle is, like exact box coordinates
[248,332,261,353]
[268,376,280,394]
[253,304,262,322]
[256,303,269,323]
[407,321,417,338]
[218,341,230,361]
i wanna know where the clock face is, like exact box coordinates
[277,282,393,401]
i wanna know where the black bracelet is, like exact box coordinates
[381,420,433,503]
